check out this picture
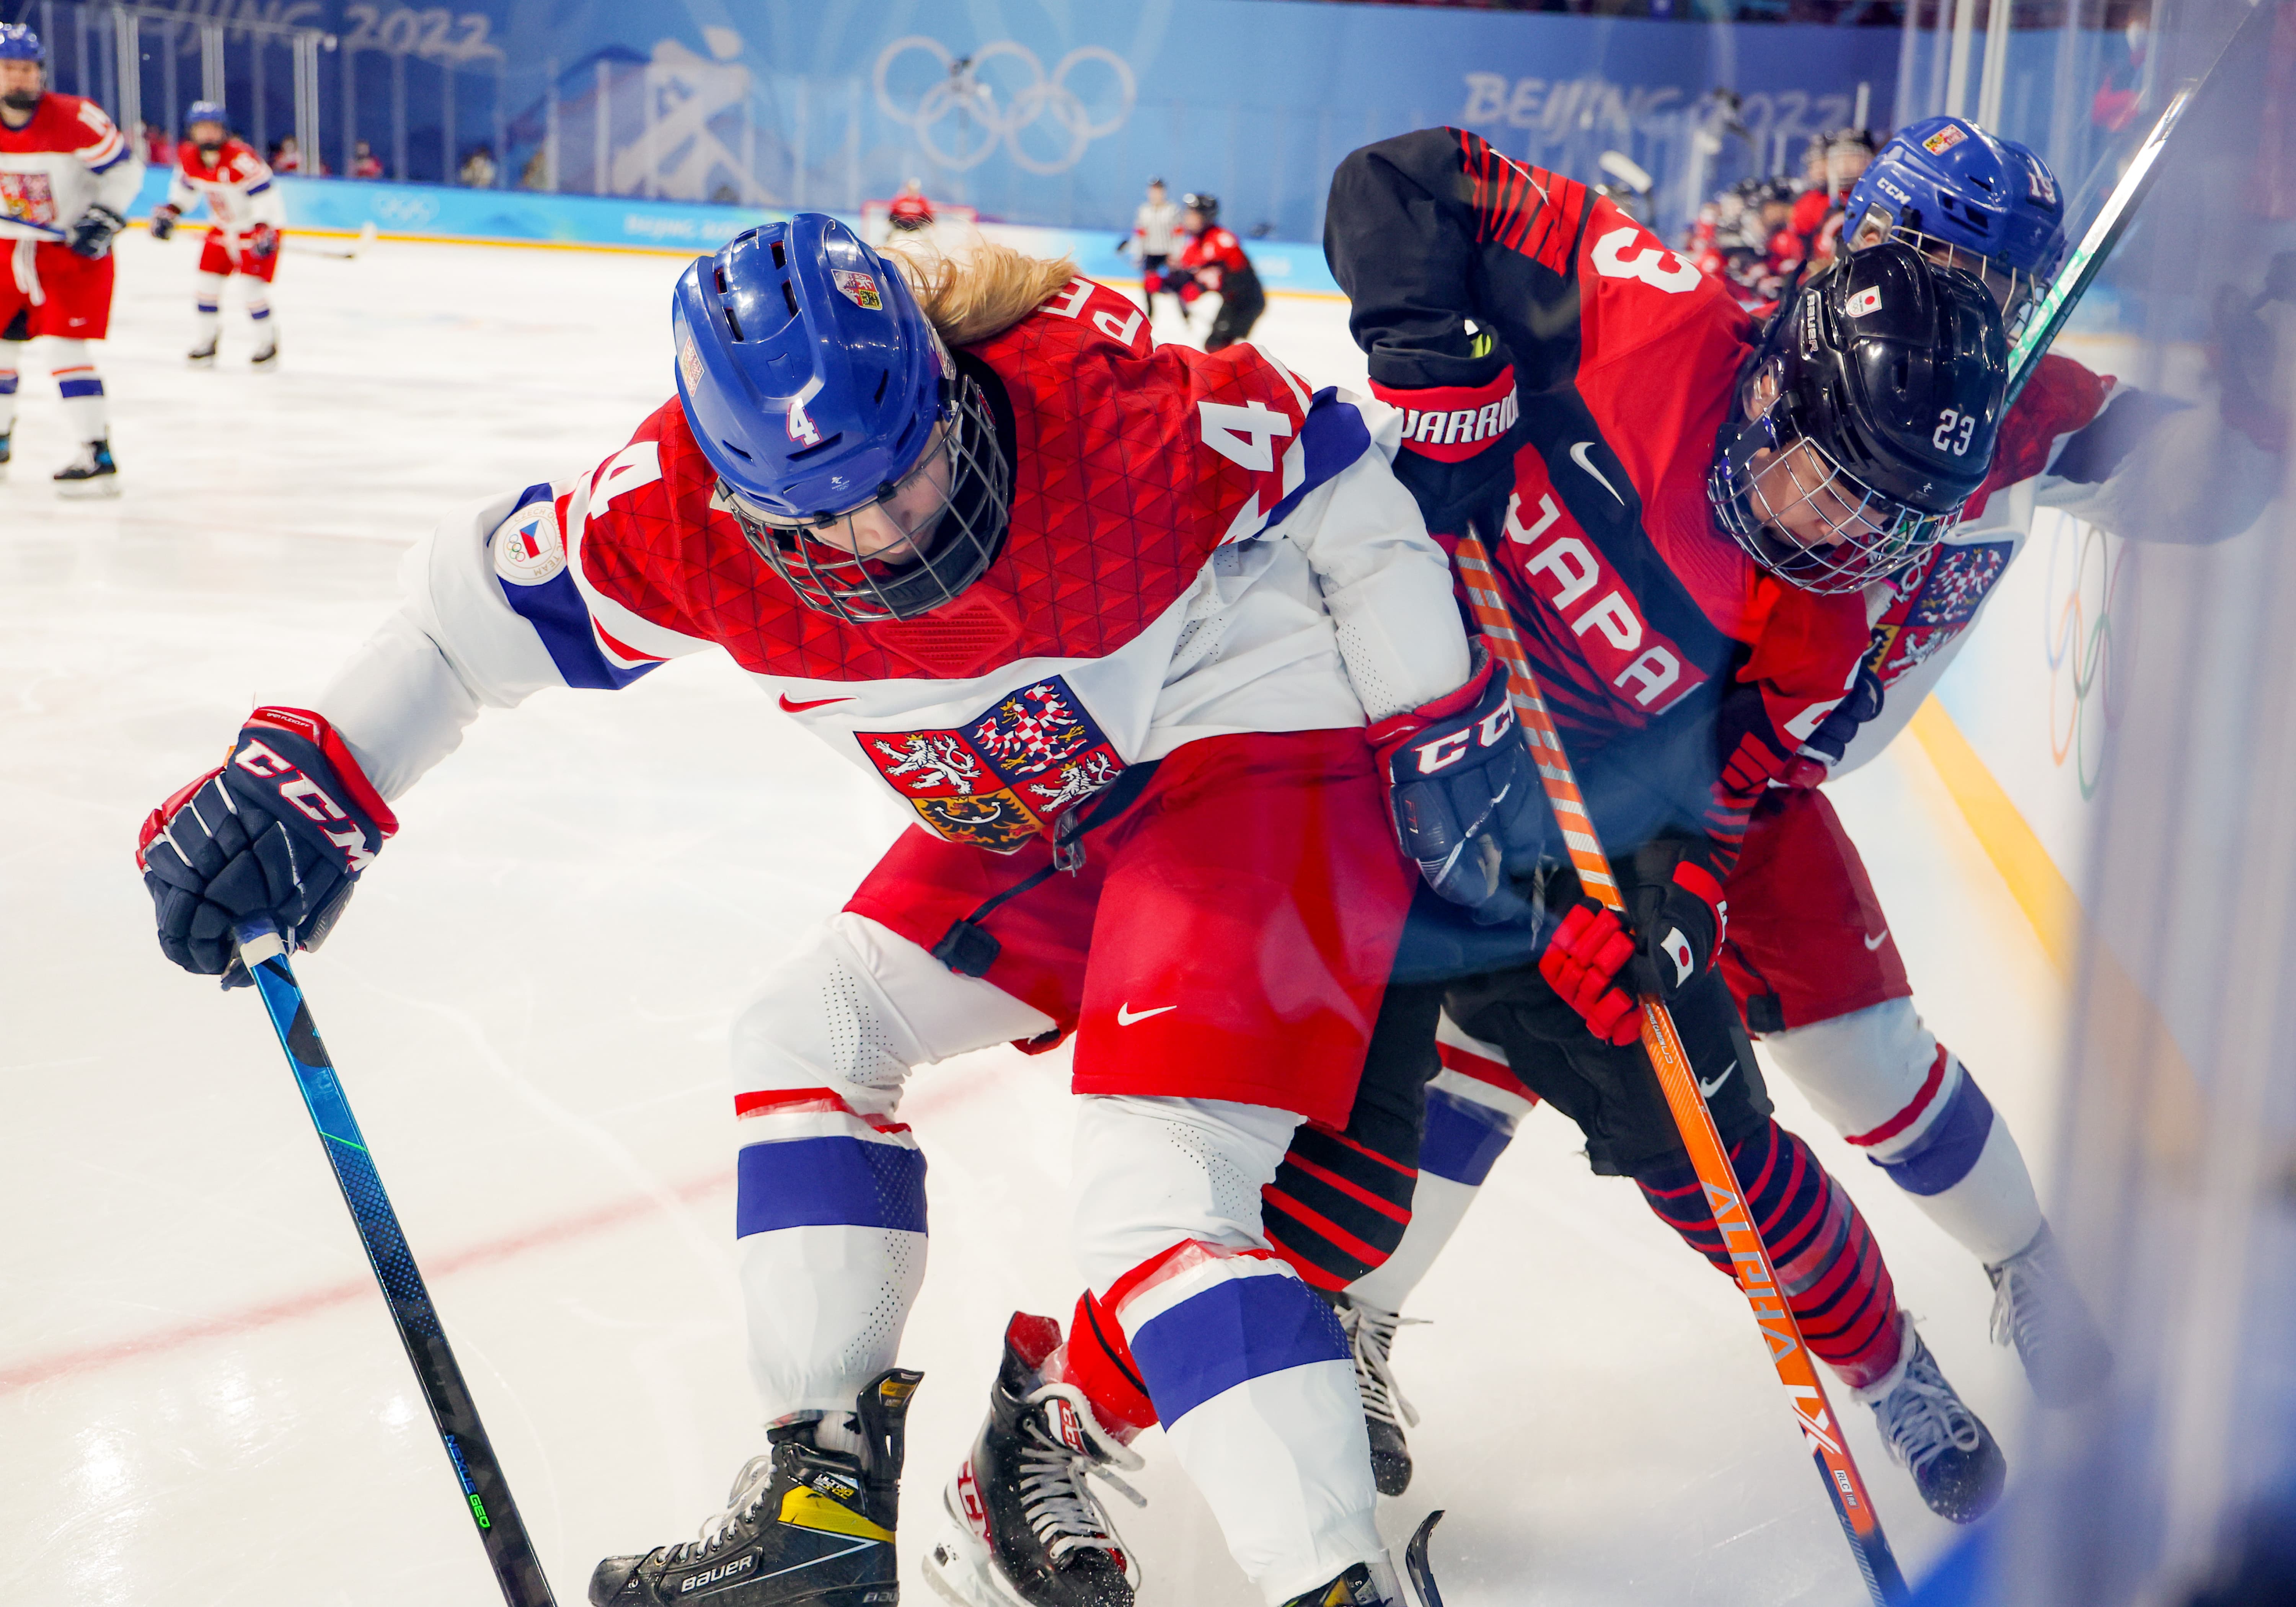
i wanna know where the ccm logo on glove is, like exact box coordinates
[233,732,380,871]
[1407,701,1516,774]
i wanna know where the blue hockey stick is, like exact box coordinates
[234,917,559,1607]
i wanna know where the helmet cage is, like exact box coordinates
[1851,202,2049,344]
[725,374,1011,624]
[1709,360,1965,595]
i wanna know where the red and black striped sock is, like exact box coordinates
[1261,1120,1419,1291]
[1637,1118,1903,1389]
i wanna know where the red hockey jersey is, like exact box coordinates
[1327,127,1872,881]
[318,273,1469,855]
[0,91,137,244]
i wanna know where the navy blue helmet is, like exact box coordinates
[187,100,227,128]
[670,213,1010,623]
[1709,240,2009,594]
[0,23,42,60]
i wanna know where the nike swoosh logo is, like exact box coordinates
[1698,1060,1735,1100]
[1569,440,1626,507]
[1863,928,1890,951]
[778,693,853,713]
[1116,1003,1178,1026]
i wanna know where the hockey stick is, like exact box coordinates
[284,220,380,261]
[2004,0,2264,408]
[1450,536,1910,1606]
[232,916,559,1607]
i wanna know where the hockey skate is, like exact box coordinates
[1279,1512,1450,1607]
[0,430,10,481]
[1854,1322,2006,1523]
[1988,1221,2113,1407]
[925,1313,1145,1607]
[589,1368,920,1607]
[53,439,118,498]
[187,336,218,367]
[251,338,279,371]
[1325,1292,1422,1496]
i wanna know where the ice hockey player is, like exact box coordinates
[1265,126,2017,1525]
[0,21,140,494]
[887,176,936,232]
[1128,175,1182,320]
[150,100,284,369]
[136,216,1505,1607]
[1174,191,1266,351]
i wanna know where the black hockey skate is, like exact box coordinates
[187,336,218,367]
[1854,1323,2006,1524]
[251,337,279,371]
[53,439,118,499]
[1987,1221,2113,1408]
[925,1313,1145,1607]
[589,1368,920,1607]
[1278,1512,1449,1607]
[1324,1292,1421,1496]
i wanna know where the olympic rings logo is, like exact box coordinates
[873,37,1137,176]
[2042,512,2133,801]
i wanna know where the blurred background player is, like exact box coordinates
[1128,175,1182,320]
[1173,191,1264,351]
[0,20,139,494]
[150,101,284,370]
[887,176,935,232]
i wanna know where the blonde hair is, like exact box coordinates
[890,237,1080,349]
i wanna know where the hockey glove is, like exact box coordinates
[1783,664,1884,786]
[1369,369,1523,539]
[138,708,396,983]
[67,203,126,261]
[1369,654,1548,925]
[249,222,280,260]
[149,203,180,243]
[1538,855,1726,1045]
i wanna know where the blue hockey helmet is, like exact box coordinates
[671,212,1011,623]
[0,23,43,60]
[1844,117,2067,339]
[187,100,227,128]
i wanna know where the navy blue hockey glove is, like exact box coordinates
[249,222,280,260]
[148,203,180,242]
[1369,654,1548,925]
[67,203,125,260]
[137,707,396,983]
[1784,664,1885,786]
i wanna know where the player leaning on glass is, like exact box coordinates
[1277,118,2283,1524]
[1252,126,2020,1525]
[132,215,1556,1607]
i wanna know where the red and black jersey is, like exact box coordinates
[1176,225,1253,289]
[1326,127,1870,883]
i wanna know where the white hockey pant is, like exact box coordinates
[730,912,1379,1600]
[0,337,105,442]
[1764,997,2042,1266]
[195,271,270,344]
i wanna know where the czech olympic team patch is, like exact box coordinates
[1923,124,1968,156]
[493,497,567,586]
[858,676,1125,852]
[1865,539,2013,682]
[832,269,883,310]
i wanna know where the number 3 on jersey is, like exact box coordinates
[1591,225,1701,294]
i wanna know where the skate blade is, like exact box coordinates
[922,1511,1031,1607]
[187,354,217,368]
[55,478,121,500]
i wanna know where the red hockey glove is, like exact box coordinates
[1368,654,1548,925]
[149,203,181,243]
[138,708,396,983]
[1539,901,1641,1046]
[249,223,280,259]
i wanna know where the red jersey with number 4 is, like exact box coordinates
[401,273,1463,855]
[1327,126,1870,881]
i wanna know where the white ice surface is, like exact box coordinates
[0,234,2068,1606]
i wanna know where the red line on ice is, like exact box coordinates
[0,1167,734,1396]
